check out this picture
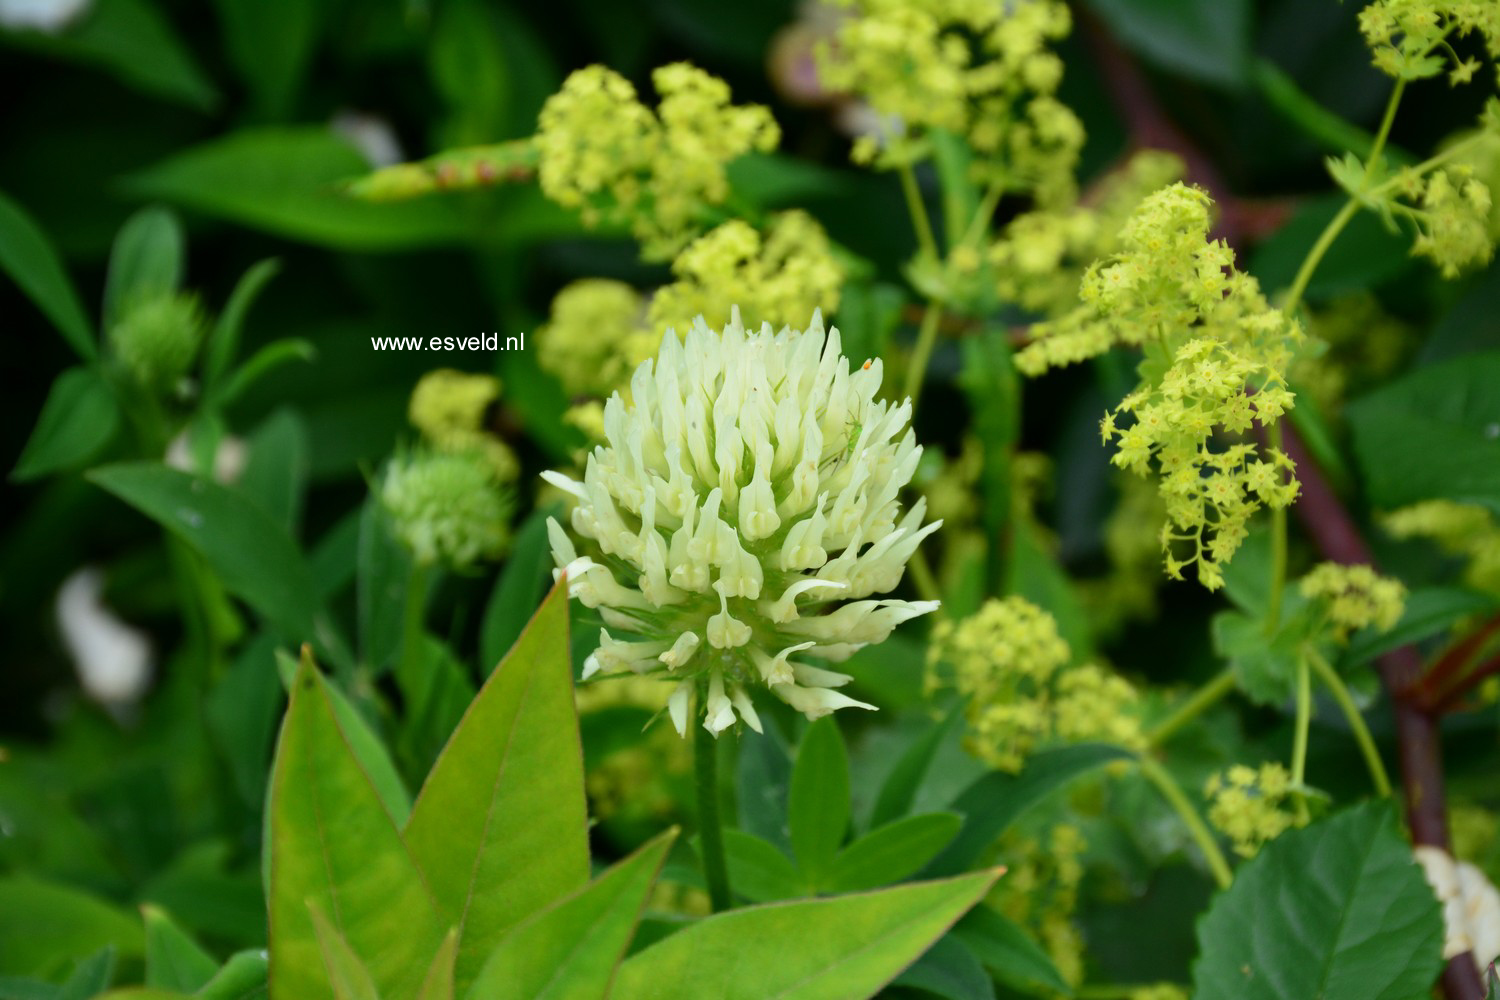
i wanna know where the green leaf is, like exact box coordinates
[88,463,318,641]
[1192,801,1444,1000]
[0,878,142,977]
[216,339,316,407]
[237,409,309,534]
[952,905,1072,996]
[196,950,268,1000]
[479,509,555,674]
[206,636,284,807]
[212,0,320,118]
[356,496,410,673]
[830,813,963,893]
[870,708,961,829]
[1347,352,1500,512]
[1251,195,1411,301]
[103,206,183,332]
[612,870,1000,1000]
[891,934,994,1000]
[0,190,94,359]
[267,663,444,1000]
[415,932,457,1000]
[58,948,115,1000]
[961,327,1021,597]
[930,129,979,250]
[1345,587,1500,669]
[789,717,852,887]
[143,906,217,992]
[464,831,674,1000]
[203,258,280,397]
[12,367,120,481]
[721,830,803,904]
[428,0,510,148]
[1008,520,1093,661]
[123,128,575,251]
[926,744,1133,875]
[1082,0,1251,88]
[1212,610,1306,706]
[307,905,382,1000]
[403,582,590,994]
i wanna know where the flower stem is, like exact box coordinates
[1291,654,1313,824]
[897,162,939,262]
[904,302,944,409]
[398,561,429,689]
[1136,754,1233,890]
[1306,646,1393,796]
[1147,668,1236,747]
[694,702,733,912]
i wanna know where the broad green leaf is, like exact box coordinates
[926,744,1133,875]
[237,409,309,534]
[952,906,1072,996]
[891,935,993,1000]
[357,496,410,674]
[403,582,590,994]
[721,830,802,903]
[123,128,576,251]
[479,509,555,674]
[212,0,320,118]
[88,463,318,641]
[428,0,510,148]
[464,831,674,1000]
[736,718,794,849]
[830,813,963,893]
[1348,351,1500,512]
[196,950,268,1000]
[789,718,852,886]
[58,948,115,1000]
[267,664,444,1000]
[1083,0,1251,88]
[103,206,183,332]
[3,0,218,110]
[1345,587,1500,669]
[308,905,381,1000]
[204,258,280,398]
[12,367,120,481]
[1212,610,1305,706]
[0,976,61,1000]
[0,190,94,359]
[143,906,217,992]
[398,636,476,779]
[0,878,142,977]
[870,709,961,829]
[1192,801,1444,1000]
[612,869,1000,1000]
[416,932,458,1000]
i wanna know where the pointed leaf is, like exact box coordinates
[612,870,1000,1000]
[1192,801,1444,1000]
[721,830,802,903]
[204,258,279,396]
[308,905,381,1000]
[869,708,960,829]
[0,190,94,359]
[103,206,183,331]
[267,664,443,1000]
[829,813,963,893]
[0,878,142,978]
[478,509,555,673]
[403,582,590,993]
[788,718,850,886]
[952,906,1072,996]
[143,906,217,991]
[196,949,268,1000]
[59,947,116,1000]
[12,367,120,481]
[464,830,674,1000]
[416,932,458,1000]
[891,935,994,1000]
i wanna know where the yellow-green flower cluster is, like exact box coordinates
[927,596,1143,772]
[543,312,939,736]
[1382,500,1500,594]
[109,292,206,394]
[1298,562,1407,640]
[1018,184,1303,590]
[991,824,1088,986]
[575,676,691,824]
[1400,165,1496,277]
[408,369,519,482]
[535,63,779,260]
[1358,0,1500,83]
[817,0,1082,200]
[538,280,648,399]
[1204,763,1303,858]
[648,210,845,342]
[380,449,511,571]
[990,151,1185,316]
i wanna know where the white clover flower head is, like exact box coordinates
[543,309,940,736]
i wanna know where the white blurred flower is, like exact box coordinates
[0,0,89,32]
[55,567,152,709]
[544,309,939,736]
[165,430,247,484]
[1416,845,1500,971]
[331,110,405,169]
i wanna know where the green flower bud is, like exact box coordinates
[380,449,512,571]
[108,292,205,393]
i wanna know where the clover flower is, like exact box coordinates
[542,311,939,736]
[381,448,512,571]
[926,596,1143,772]
[535,63,779,260]
[108,291,205,393]
[1298,562,1407,640]
[1204,763,1304,857]
[408,369,518,482]
[1018,183,1303,590]
[1415,845,1500,971]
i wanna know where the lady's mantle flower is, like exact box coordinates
[542,311,940,736]
[1298,562,1407,640]
[1204,763,1303,857]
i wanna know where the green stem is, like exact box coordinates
[1306,646,1393,796]
[904,303,944,409]
[1147,668,1236,747]
[897,162,939,262]
[1282,199,1360,319]
[958,179,1005,250]
[1364,78,1405,182]
[908,548,942,604]
[1265,424,1289,634]
[694,699,733,912]
[1291,654,1312,824]
[1136,755,1233,890]
[398,561,429,688]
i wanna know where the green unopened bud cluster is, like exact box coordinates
[108,292,205,393]
[381,449,511,571]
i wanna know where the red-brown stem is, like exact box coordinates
[1419,614,1500,710]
